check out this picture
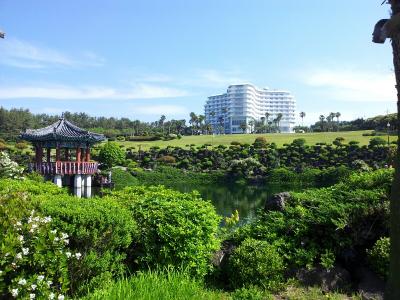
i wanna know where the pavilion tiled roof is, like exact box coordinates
[20,117,105,143]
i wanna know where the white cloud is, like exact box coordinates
[0,38,105,69]
[304,68,396,102]
[0,83,189,100]
[133,105,188,115]
[191,69,249,88]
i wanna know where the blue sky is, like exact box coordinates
[0,0,396,124]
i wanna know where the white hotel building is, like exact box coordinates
[205,84,296,134]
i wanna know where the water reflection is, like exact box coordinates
[163,182,302,221]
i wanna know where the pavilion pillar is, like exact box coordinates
[53,175,62,188]
[56,146,61,162]
[46,148,51,163]
[85,148,91,162]
[76,147,81,163]
[35,145,40,164]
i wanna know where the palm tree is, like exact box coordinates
[248,120,255,133]
[198,115,205,134]
[159,115,166,134]
[276,113,283,132]
[319,115,325,131]
[209,111,216,134]
[189,112,197,135]
[217,116,224,134]
[239,122,247,133]
[265,112,270,123]
[300,112,306,126]
[260,117,266,133]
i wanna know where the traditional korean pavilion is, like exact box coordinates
[20,116,105,190]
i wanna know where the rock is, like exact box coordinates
[354,266,384,300]
[211,240,236,268]
[296,265,351,293]
[264,192,291,212]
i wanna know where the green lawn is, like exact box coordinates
[117,130,394,150]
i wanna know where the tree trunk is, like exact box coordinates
[387,3,400,298]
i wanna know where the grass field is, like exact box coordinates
[117,130,396,150]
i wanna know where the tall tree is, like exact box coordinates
[300,111,306,126]
[319,115,325,131]
[377,1,400,298]
[276,113,283,132]
[189,112,197,135]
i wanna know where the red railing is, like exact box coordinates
[29,162,99,175]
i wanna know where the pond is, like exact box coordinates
[70,181,304,222]
[160,182,304,222]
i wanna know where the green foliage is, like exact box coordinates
[39,195,137,294]
[83,270,227,300]
[0,185,70,299]
[0,152,24,180]
[157,155,176,164]
[99,142,126,167]
[234,169,392,276]
[367,237,390,279]
[231,285,273,300]
[369,137,386,147]
[253,137,268,149]
[111,168,139,190]
[229,238,285,291]
[109,185,221,277]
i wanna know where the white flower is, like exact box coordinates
[33,216,40,222]
[11,288,18,297]
[30,293,36,299]
[31,284,37,290]
[28,217,32,224]
[58,295,64,300]
[0,270,3,275]
[16,221,22,226]
[18,235,24,242]
[37,275,44,282]
[46,280,52,287]
[75,252,82,260]
[22,248,29,255]
[43,216,52,223]
[50,229,57,234]
[61,233,68,239]
[16,253,22,260]
[49,293,55,300]
[54,237,59,242]
[31,224,38,230]
[11,262,16,268]
[18,278,27,285]
[63,239,69,245]
[65,252,72,258]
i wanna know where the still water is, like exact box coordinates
[72,182,302,222]
[161,182,303,222]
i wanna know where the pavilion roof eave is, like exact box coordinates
[20,117,106,146]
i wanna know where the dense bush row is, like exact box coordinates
[126,138,391,179]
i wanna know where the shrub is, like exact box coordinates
[231,141,242,146]
[157,155,176,164]
[369,137,386,147]
[15,141,28,150]
[109,186,221,277]
[253,137,268,149]
[367,237,390,279]
[0,188,70,299]
[99,142,126,168]
[127,136,161,141]
[291,138,306,147]
[39,195,137,294]
[0,142,8,151]
[229,238,285,290]
[0,152,24,179]
[112,168,139,189]
[231,285,273,300]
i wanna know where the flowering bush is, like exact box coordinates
[0,197,80,299]
[0,151,24,180]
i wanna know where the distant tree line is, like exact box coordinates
[0,107,398,141]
